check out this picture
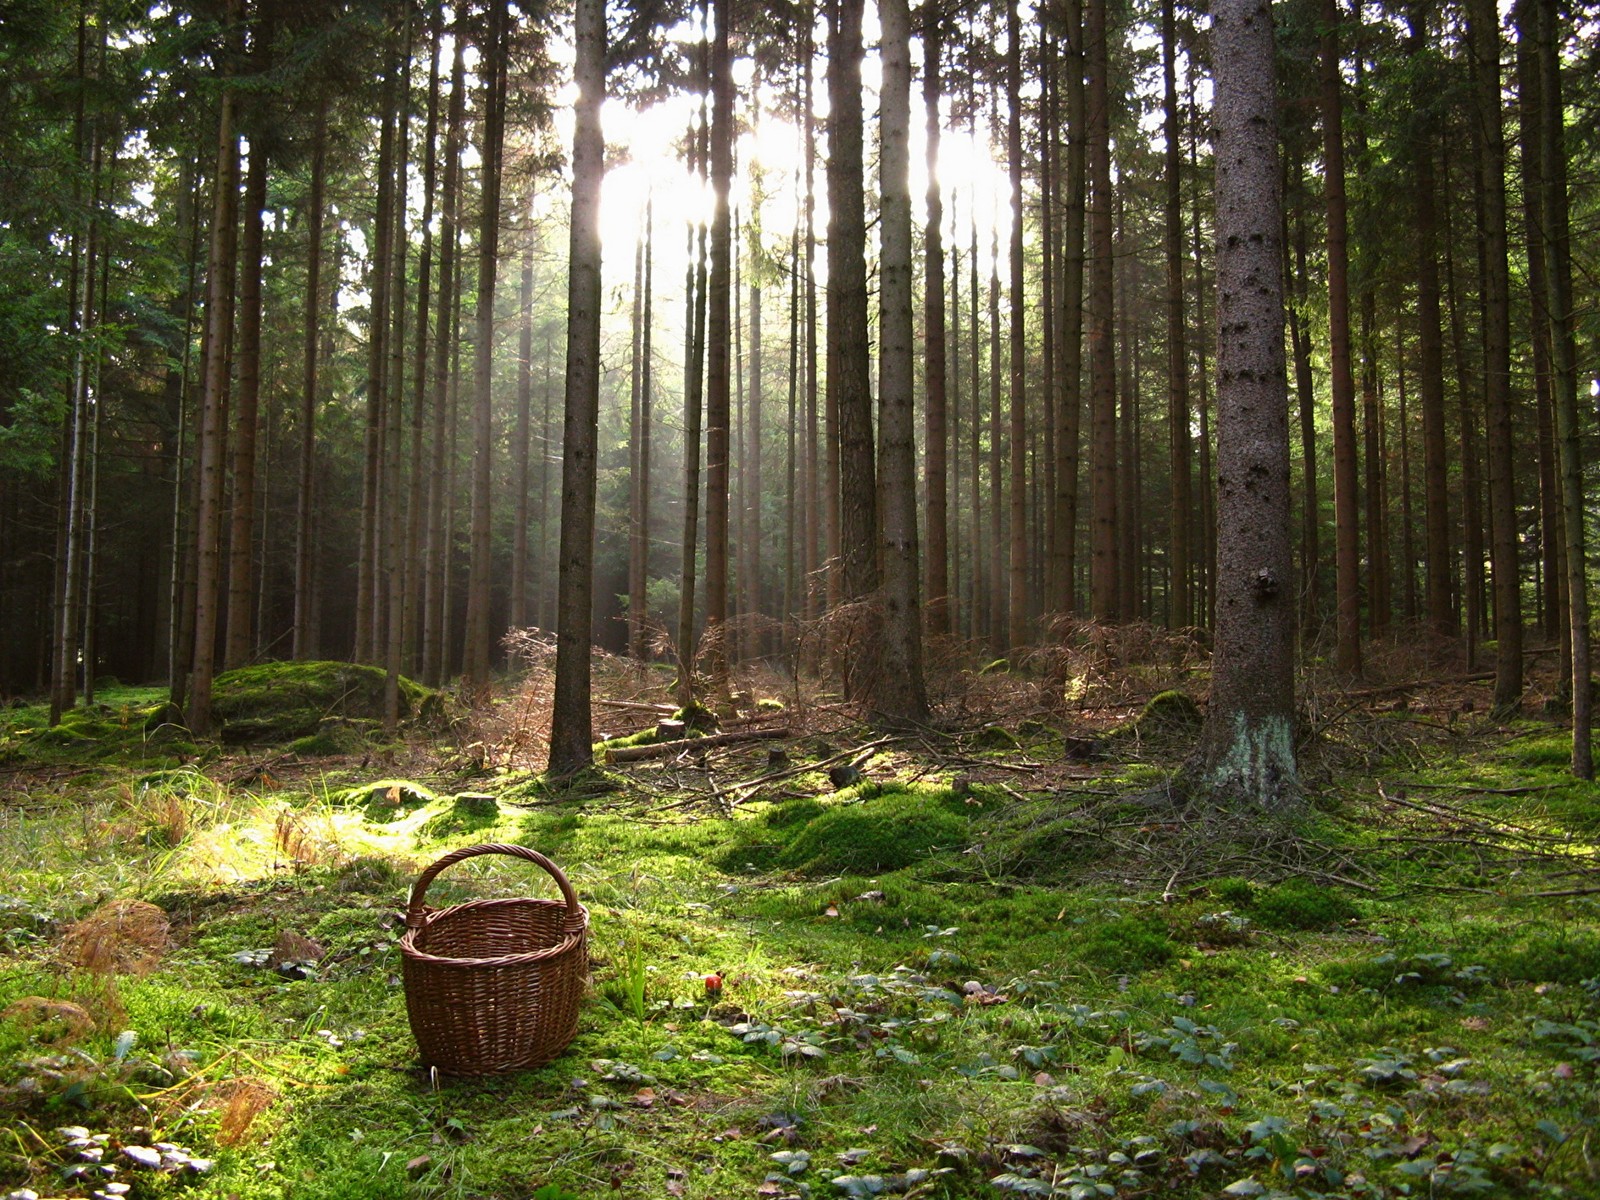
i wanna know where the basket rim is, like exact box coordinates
[399,898,588,969]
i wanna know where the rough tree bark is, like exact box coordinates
[1195,0,1298,810]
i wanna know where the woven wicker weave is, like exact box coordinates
[400,844,588,1076]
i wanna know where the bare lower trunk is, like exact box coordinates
[1198,0,1297,809]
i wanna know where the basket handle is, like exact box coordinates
[405,844,584,933]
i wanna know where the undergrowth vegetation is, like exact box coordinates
[1,652,1598,1199]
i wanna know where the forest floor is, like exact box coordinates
[1,634,1598,1200]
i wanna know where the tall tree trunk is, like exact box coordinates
[1407,0,1452,635]
[988,223,1005,645]
[677,87,710,701]
[1515,1,1560,646]
[746,254,762,657]
[547,0,606,777]
[1443,151,1485,662]
[1197,0,1297,808]
[628,200,652,658]
[949,192,964,633]
[873,0,929,725]
[1086,0,1118,620]
[422,28,465,685]
[1533,0,1590,773]
[186,71,240,735]
[224,138,265,671]
[1362,306,1388,636]
[1289,176,1320,626]
[293,102,327,661]
[1319,0,1362,674]
[1398,333,1417,619]
[464,0,508,690]
[405,13,443,675]
[971,189,985,639]
[514,222,538,633]
[1467,0,1522,712]
[801,15,821,636]
[921,16,949,638]
[52,21,97,725]
[1190,80,1216,627]
[1055,0,1086,615]
[828,0,876,623]
[704,0,733,688]
[167,160,204,691]
[1163,0,1191,630]
[356,47,398,665]
[384,20,415,730]
[1005,0,1028,649]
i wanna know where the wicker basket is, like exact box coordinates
[400,843,588,1076]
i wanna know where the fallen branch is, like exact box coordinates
[1337,671,1495,700]
[596,699,677,714]
[603,726,790,763]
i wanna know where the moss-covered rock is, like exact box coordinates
[209,661,441,743]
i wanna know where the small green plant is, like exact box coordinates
[600,937,648,1020]
[531,1185,582,1200]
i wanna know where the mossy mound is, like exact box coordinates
[779,789,969,875]
[334,778,437,823]
[1252,878,1357,930]
[1076,916,1178,971]
[1107,689,1202,744]
[971,725,1021,751]
[209,661,441,743]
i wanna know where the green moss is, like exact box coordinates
[1076,916,1178,971]
[764,797,826,828]
[209,661,442,743]
[1209,876,1258,907]
[673,701,719,732]
[971,725,1020,751]
[1487,930,1600,984]
[597,726,662,752]
[1253,878,1357,930]
[779,790,969,875]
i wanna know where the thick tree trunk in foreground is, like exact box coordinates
[547,0,606,778]
[873,0,929,726]
[1197,0,1297,809]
